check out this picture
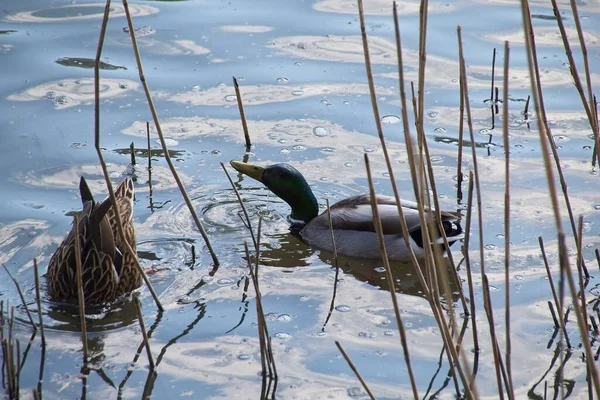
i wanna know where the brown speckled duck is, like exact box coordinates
[46,177,141,303]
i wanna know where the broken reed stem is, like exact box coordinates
[322,199,342,331]
[576,216,590,334]
[246,241,267,379]
[490,48,496,101]
[122,0,219,267]
[146,121,152,171]
[502,40,514,395]
[233,76,251,149]
[130,142,136,165]
[73,215,89,366]
[94,0,164,312]
[33,259,45,347]
[521,0,600,395]
[538,236,571,348]
[463,172,480,379]
[221,162,257,249]
[2,264,36,329]
[364,153,419,399]
[134,296,155,370]
[551,0,600,164]
[335,341,376,400]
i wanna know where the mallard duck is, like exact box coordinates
[46,177,141,303]
[230,161,463,261]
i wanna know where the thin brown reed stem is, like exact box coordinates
[539,237,571,349]
[416,0,429,142]
[146,121,152,171]
[576,216,590,333]
[322,199,342,331]
[551,0,600,164]
[122,0,219,267]
[2,264,36,329]
[458,27,506,398]
[501,40,514,398]
[335,341,376,400]
[32,259,45,347]
[233,76,251,149]
[72,215,89,366]
[221,162,256,249]
[94,0,164,312]
[521,0,600,395]
[243,241,267,379]
[490,48,496,101]
[134,296,155,370]
[463,171,480,380]
[520,0,584,276]
[359,0,429,302]
[364,153,419,399]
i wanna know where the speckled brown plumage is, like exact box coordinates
[46,177,141,303]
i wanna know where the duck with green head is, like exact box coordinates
[230,161,463,261]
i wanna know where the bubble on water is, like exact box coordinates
[276,77,288,83]
[237,353,251,360]
[384,330,395,336]
[479,128,493,135]
[313,126,328,137]
[224,94,237,102]
[217,278,234,285]
[335,305,351,312]
[363,146,376,153]
[299,295,310,301]
[358,331,377,338]
[515,275,524,280]
[430,155,443,163]
[192,85,200,91]
[292,144,306,151]
[484,244,496,250]
[553,135,569,143]
[428,111,438,118]
[381,115,401,124]
[347,387,364,397]
[344,162,354,168]
[274,332,291,340]
[434,127,447,133]
[280,148,290,154]
[277,314,292,322]
[320,147,335,153]
[291,90,303,96]
[374,266,385,273]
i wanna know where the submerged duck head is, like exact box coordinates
[230,161,319,225]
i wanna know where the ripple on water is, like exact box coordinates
[381,115,401,124]
[7,78,139,109]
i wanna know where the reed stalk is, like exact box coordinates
[520,0,600,395]
[72,215,89,367]
[233,77,251,149]
[94,0,164,311]
[335,341,376,400]
[121,0,219,267]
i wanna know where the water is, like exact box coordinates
[2,0,600,398]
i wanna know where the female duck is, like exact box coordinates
[46,177,141,303]
[230,161,463,261]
